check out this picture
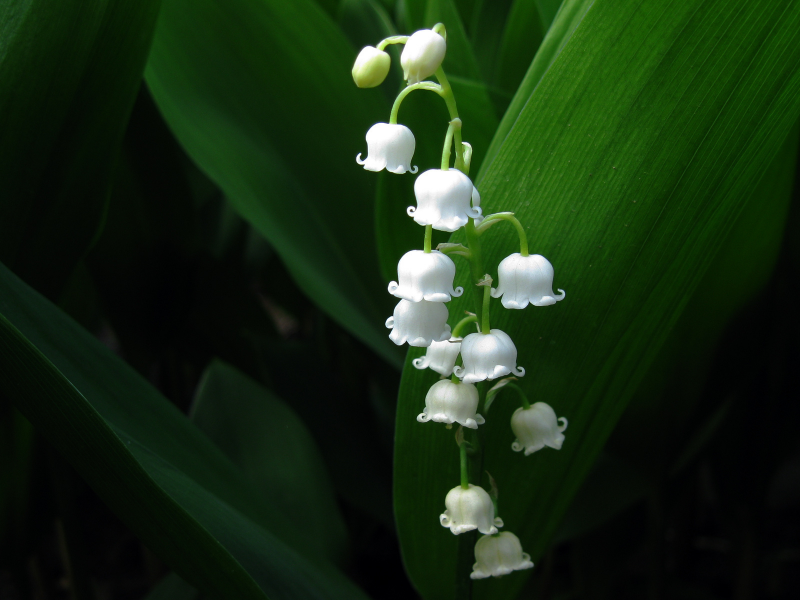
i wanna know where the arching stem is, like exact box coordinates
[474,212,529,256]
[389,82,443,124]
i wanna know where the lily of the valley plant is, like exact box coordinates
[353,24,568,582]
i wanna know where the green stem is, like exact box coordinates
[389,82,443,124]
[504,382,532,410]
[440,118,462,170]
[423,225,433,253]
[464,220,486,330]
[434,67,465,171]
[459,440,469,489]
[376,35,409,51]
[452,314,478,338]
[474,212,529,256]
[481,283,491,334]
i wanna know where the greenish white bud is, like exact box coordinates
[352,46,391,88]
[401,30,446,84]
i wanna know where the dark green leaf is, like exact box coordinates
[393,1,800,598]
[191,360,349,565]
[0,262,371,600]
[0,0,162,298]
[146,0,403,367]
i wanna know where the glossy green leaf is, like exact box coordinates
[0,262,371,600]
[393,1,800,598]
[191,360,348,565]
[480,0,594,179]
[146,0,403,368]
[0,0,162,298]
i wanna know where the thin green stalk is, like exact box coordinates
[423,225,433,253]
[459,439,469,489]
[451,314,478,338]
[504,382,532,410]
[464,220,486,330]
[376,35,409,50]
[441,118,462,170]
[389,82,443,124]
[480,283,491,334]
[475,212,529,256]
[434,67,465,171]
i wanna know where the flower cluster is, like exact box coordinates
[353,24,569,582]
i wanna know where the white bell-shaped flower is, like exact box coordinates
[408,169,482,232]
[412,337,461,376]
[417,380,484,429]
[511,402,568,455]
[388,250,463,302]
[357,123,418,174]
[453,329,524,384]
[400,29,446,84]
[470,532,534,579]
[352,46,391,88]
[492,253,565,309]
[440,484,503,535]
[386,299,450,347]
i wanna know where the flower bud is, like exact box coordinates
[511,402,568,455]
[385,299,451,347]
[401,30,446,84]
[454,329,524,384]
[408,168,482,232]
[440,484,502,535]
[417,380,484,429]
[492,253,565,309]
[413,337,461,376]
[352,46,391,88]
[388,249,462,302]
[471,532,534,579]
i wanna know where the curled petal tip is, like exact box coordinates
[356,153,366,165]
[558,416,568,432]
[388,281,399,294]
[513,366,526,377]
[406,206,416,216]
[385,316,394,328]
[417,412,430,423]
[511,440,523,452]
[452,286,464,297]
[556,288,566,301]
[412,357,427,369]
[410,165,419,174]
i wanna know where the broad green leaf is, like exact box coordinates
[146,0,403,368]
[393,1,800,599]
[480,0,594,179]
[556,124,799,543]
[191,360,349,565]
[0,0,162,298]
[0,262,371,600]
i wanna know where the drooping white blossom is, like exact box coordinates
[453,329,524,384]
[412,337,462,376]
[511,402,568,456]
[491,253,565,309]
[386,299,450,347]
[417,380,484,429]
[388,250,463,302]
[357,123,418,174]
[470,532,534,579]
[352,46,391,88]
[408,169,482,232]
[440,484,503,535]
[400,29,446,84]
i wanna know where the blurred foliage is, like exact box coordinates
[1,1,799,600]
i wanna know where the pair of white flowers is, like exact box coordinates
[439,484,533,578]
